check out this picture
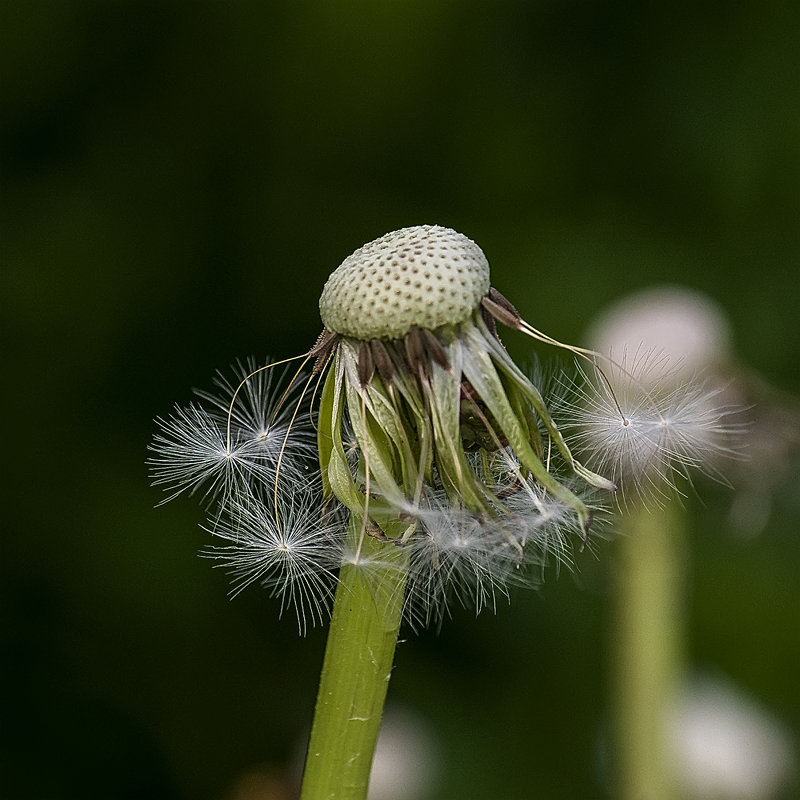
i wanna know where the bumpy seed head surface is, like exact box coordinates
[319,225,491,340]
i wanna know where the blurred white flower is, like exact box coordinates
[586,285,732,380]
[671,674,797,800]
[368,706,440,800]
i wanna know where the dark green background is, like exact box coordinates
[3,2,798,798]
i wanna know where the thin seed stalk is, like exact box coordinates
[611,500,686,800]
[300,518,409,800]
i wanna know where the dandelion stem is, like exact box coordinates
[611,500,686,800]
[300,518,408,800]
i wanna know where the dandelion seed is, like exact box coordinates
[196,356,317,482]
[401,493,519,627]
[148,358,315,508]
[149,401,254,506]
[502,476,597,569]
[560,344,741,501]
[203,484,345,633]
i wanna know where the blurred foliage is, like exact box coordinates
[2,2,798,798]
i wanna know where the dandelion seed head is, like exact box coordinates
[310,226,625,623]
[150,227,645,628]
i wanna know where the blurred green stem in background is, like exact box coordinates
[612,501,686,800]
[300,518,408,800]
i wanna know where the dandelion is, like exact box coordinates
[149,227,735,800]
[573,286,744,800]
[149,226,619,625]
[313,225,615,546]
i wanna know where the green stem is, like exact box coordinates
[300,522,408,800]
[612,501,686,800]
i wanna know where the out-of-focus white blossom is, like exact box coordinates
[586,285,732,380]
[368,706,440,800]
[671,674,796,800]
